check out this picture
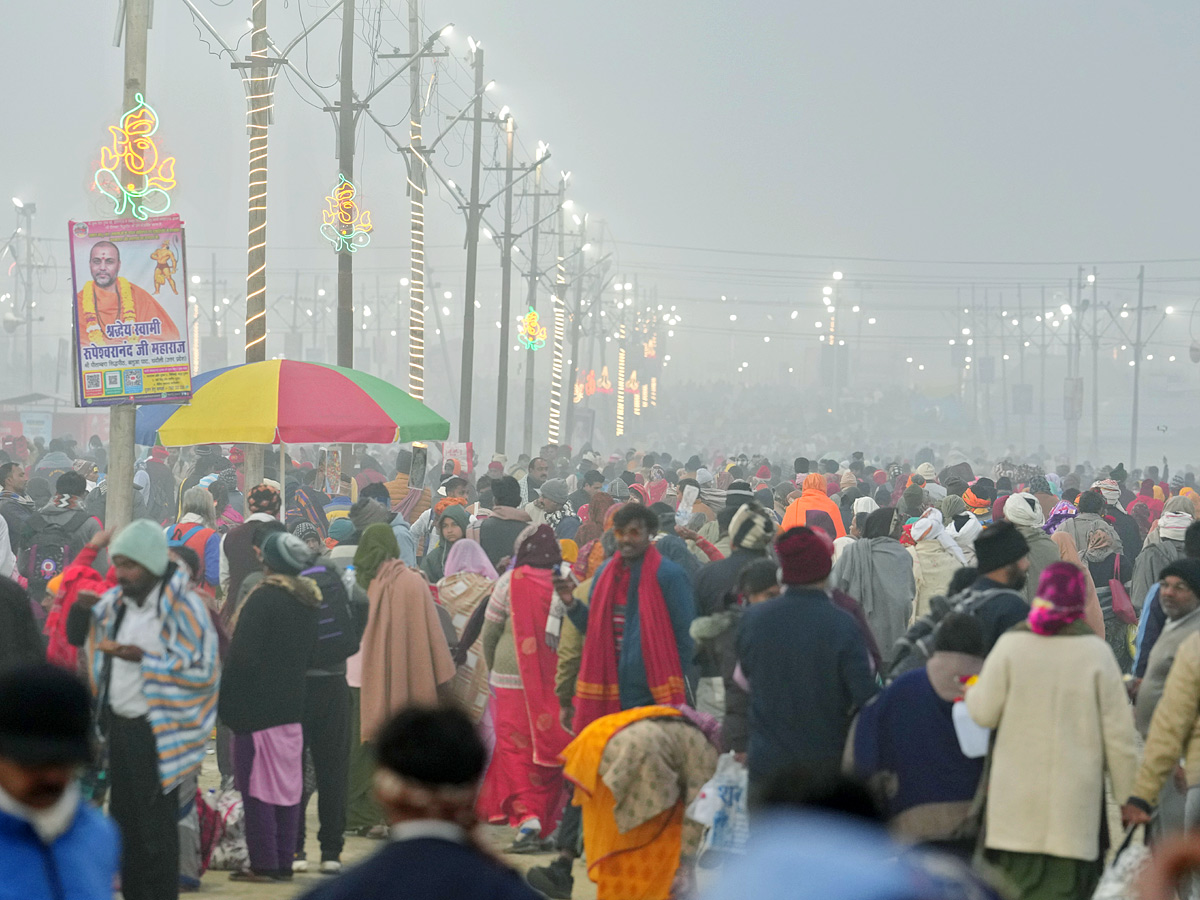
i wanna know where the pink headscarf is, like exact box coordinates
[1028,562,1087,636]
[443,539,498,580]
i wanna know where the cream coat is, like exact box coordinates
[1132,631,1200,805]
[966,627,1138,861]
[906,541,963,622]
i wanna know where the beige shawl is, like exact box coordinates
[360,559,456,741]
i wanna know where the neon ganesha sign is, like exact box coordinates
[320,175,373,252]
[94,93,177,220]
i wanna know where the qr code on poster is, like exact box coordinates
[85,373,101,392]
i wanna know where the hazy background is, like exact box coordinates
[3,1,1200,464]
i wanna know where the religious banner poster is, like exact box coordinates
[69,215,192,408]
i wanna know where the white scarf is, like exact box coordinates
[0,780,80,844]
[852,496,880,517]
[1159,511,1193,543]
[910,509,967,564]
[1004,492,1045,528]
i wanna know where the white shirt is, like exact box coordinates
[108,587,165,719]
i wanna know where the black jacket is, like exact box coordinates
[219,575,319,734]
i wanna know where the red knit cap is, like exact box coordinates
[775,526,834,584]
[149,446,169,462]
[755,464,772,479]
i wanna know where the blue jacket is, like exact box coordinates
[737,587,878,786]
[566,552,697,708]
[0,801,120,900]
[299,837,541,900]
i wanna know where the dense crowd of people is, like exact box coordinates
[4,432,1200,898]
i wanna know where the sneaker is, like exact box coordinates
[319,860,342,875]
[507,832,554,854]
[526,858,574,899]
[292,858,309,873]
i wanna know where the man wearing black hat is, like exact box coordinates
[0,663,120,898]
[955,521,1032,653]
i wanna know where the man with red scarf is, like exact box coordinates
[531,503,695,899]
[560,503,696,732]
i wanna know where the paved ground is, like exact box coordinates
[198,758,598,899]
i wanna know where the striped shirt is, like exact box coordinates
[86,566,219,793]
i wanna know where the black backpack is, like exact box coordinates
[301,564,362,669]
[21,510,93,601]
[889,585,1008,679]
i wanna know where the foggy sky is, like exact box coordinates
[3,1,1200,459]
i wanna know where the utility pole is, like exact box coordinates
[336,0,356,369]
[547,178,568,446]
[1016,286,1026,452]
[238,0,273,490]
[998,293,1008,438]
[405,0,426,400]
[1090,267,1100,462]
[1131,265,1145,469]
[1039,285,1047,449]
[981,290,992,441]
[564,218,588,446]
[523,159,543,455]
[210,253,218,337]
[20,208,34,393]
[495,114,516,453]
[106,0,150,532]
[457,44,485,443]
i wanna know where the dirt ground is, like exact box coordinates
[197,757,598,899]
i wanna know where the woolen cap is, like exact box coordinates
[730,503,775,551]
[539,478,569,505]
[774,526,833,584]
[110,517,169,577]
[974,521,1029,574]
[328,518,356,542]
[0,663,92,764]
[1160,559,1200,600]
[261,531,316,576]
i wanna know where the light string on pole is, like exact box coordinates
[407,154,426,398]
[242,0,273,362]
[616,321,626,438]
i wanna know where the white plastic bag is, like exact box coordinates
[206,787,250,872]
[952,700,990,759]
[1092,823,1152,900]
[688,752,750,857]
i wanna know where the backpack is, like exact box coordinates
[889,585,1010,678]
[301,564,362,669]
[20,510,93,601]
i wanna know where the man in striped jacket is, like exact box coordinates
[68,518,220,900]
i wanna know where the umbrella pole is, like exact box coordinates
[279,441,287,522]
